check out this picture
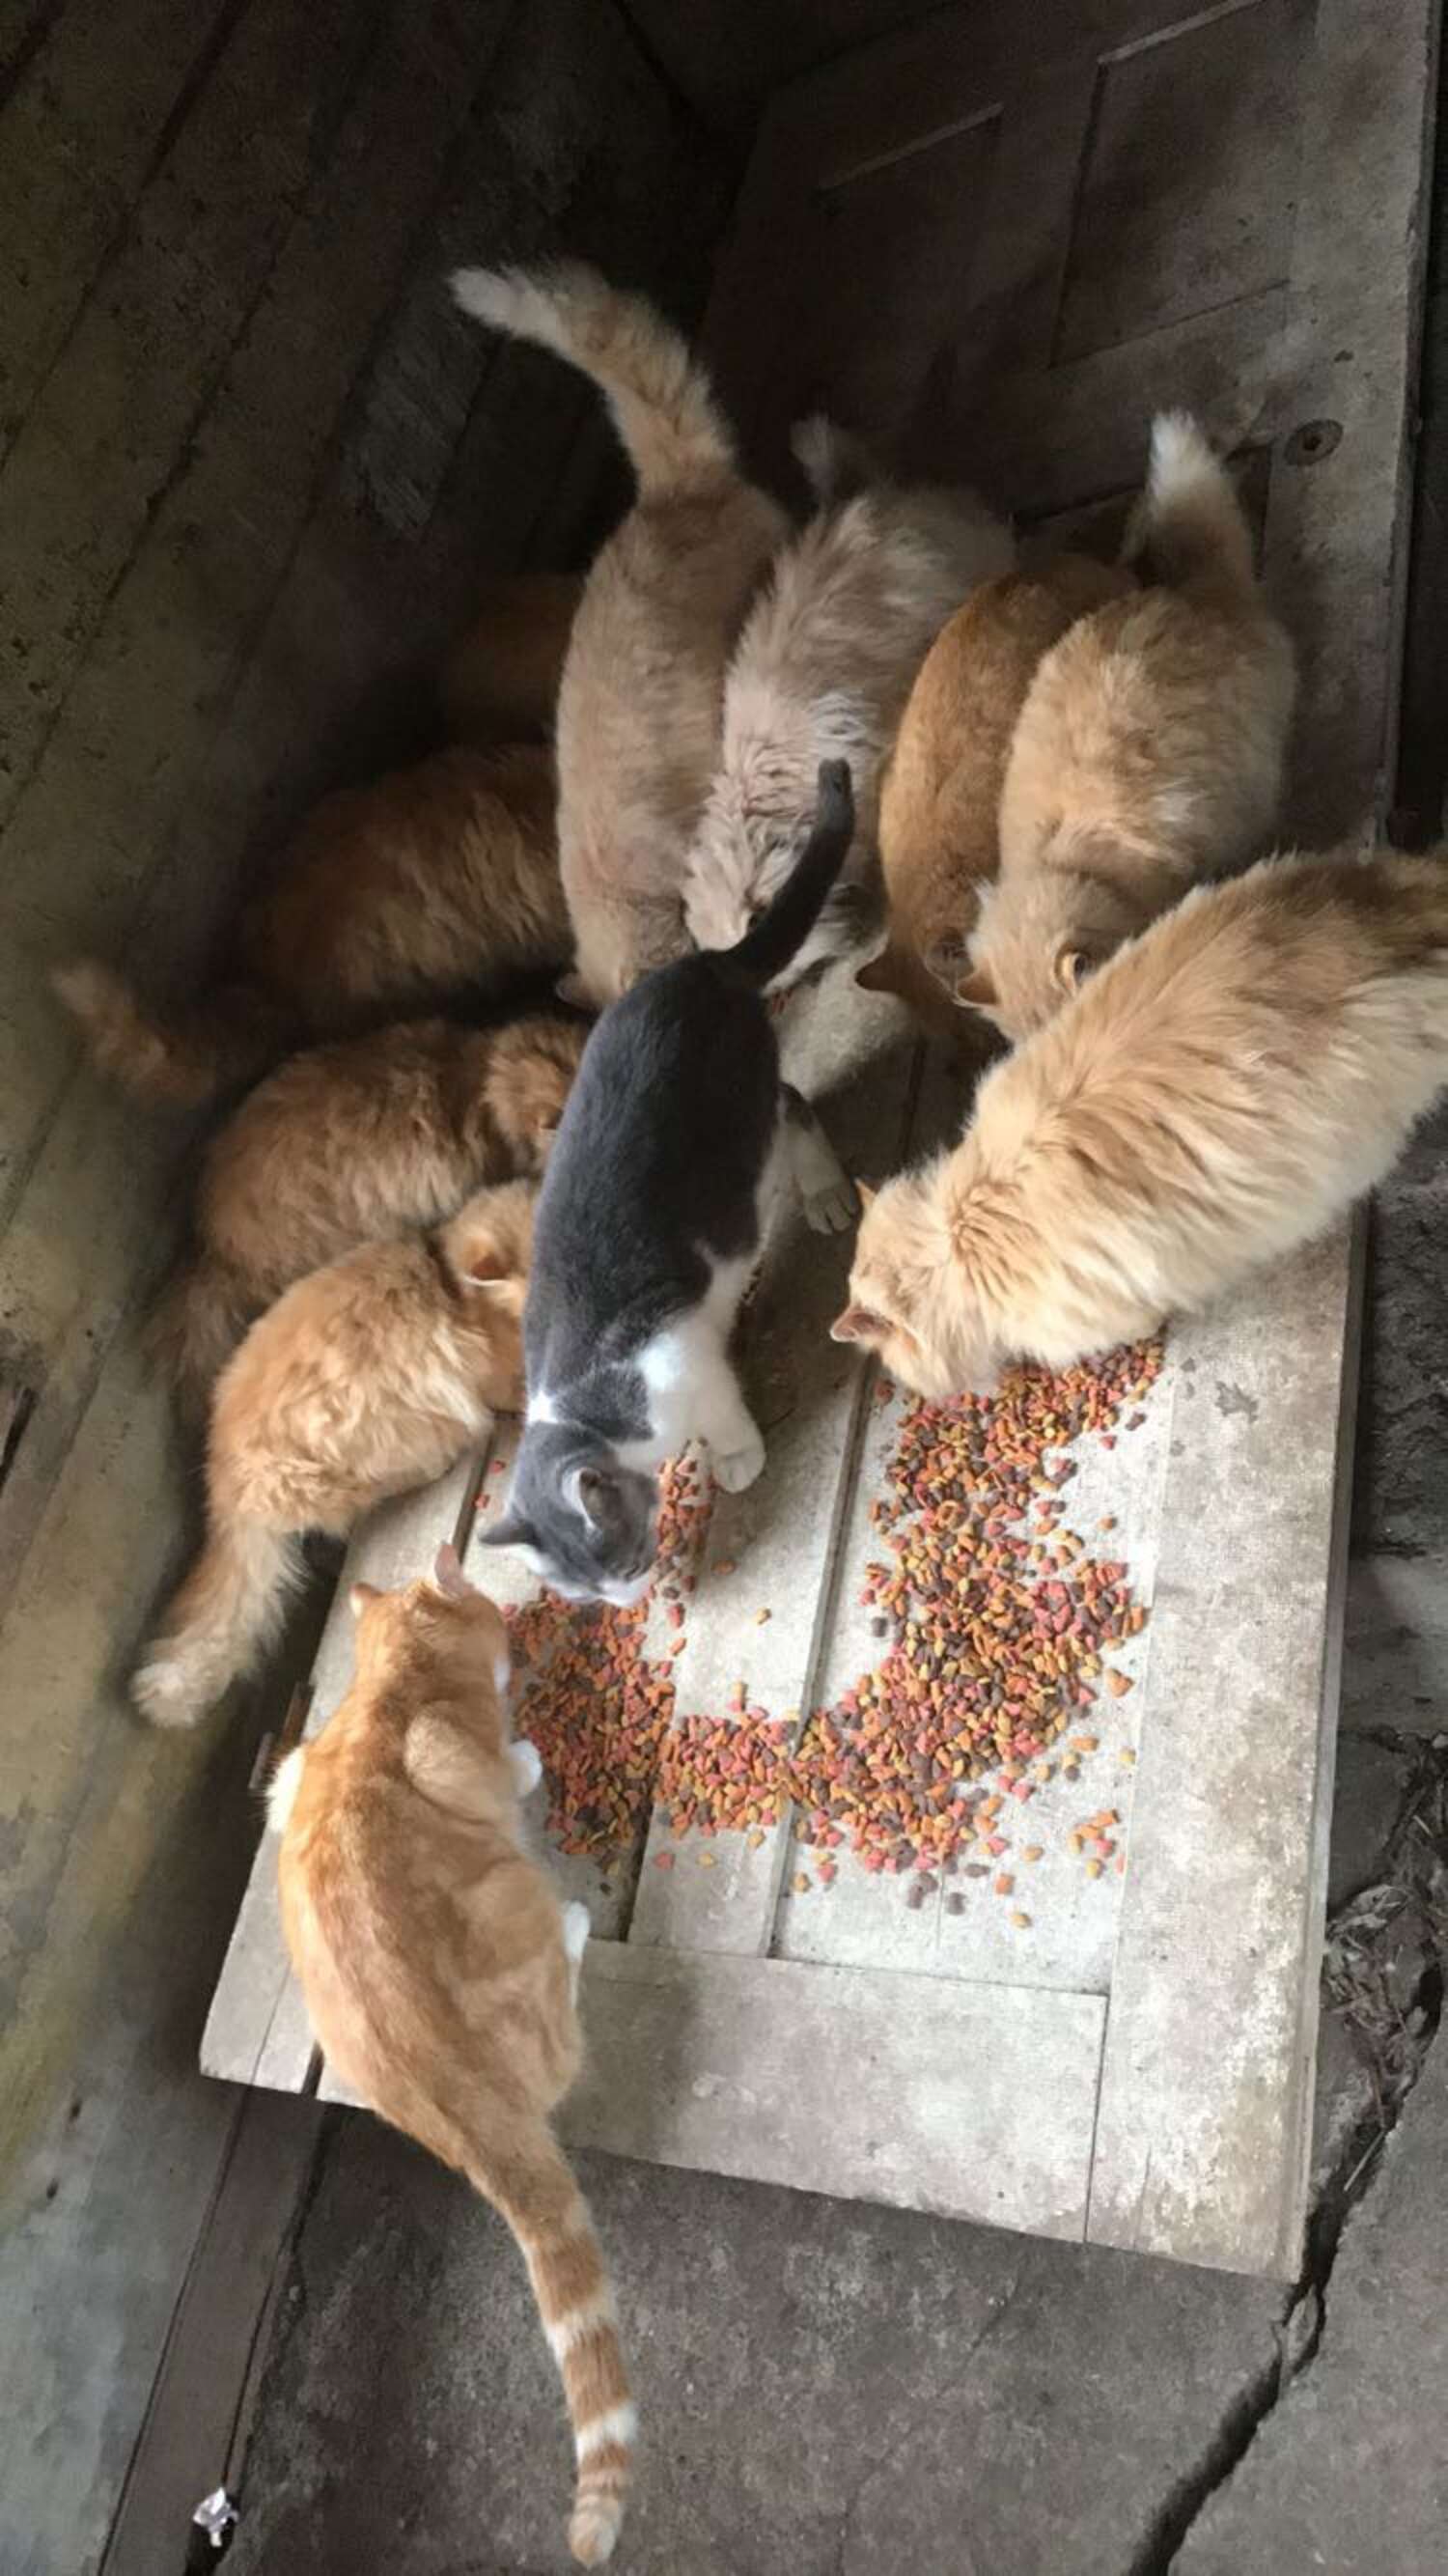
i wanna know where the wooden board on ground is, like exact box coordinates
[204,0,1432,2278]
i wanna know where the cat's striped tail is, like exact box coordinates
[468,2124,634,2565]
[727,757,856,989]
[450,259,737,503]
[52,958,292,1108]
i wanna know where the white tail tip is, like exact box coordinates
[450,265,522,330]
[265,1744,306,1834]
[1147,409,1219,495]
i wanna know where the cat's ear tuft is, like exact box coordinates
[432,1540,473,1600]
[479,1510,534,1552]
[348,1581,380,1617]
[830,1303,887,1344]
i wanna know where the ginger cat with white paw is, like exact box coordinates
[269,1545,631,2566]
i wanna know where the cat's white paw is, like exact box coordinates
[714,1433,766,1493]
[562,1900,591,1963]
[509,1737,543,1795]
[805,1177,858,1234]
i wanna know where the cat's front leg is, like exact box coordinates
[693,1356,766,1494]
[562,1899,591,2004]
[780,1082,857,1234]
[509,1737,543,1797]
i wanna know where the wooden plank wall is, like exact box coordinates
[0,6,734,2568]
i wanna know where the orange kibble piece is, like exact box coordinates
[993,1872,1014,1896]
[1011,1911,1031,1929]
[1023,1844,1044,1863]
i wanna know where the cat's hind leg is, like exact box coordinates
[779,1083,857,1234]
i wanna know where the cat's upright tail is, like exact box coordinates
[1126,411,1256,606]
[467,2122,634,2565]
[132,1517,302,1728]
[726,759,857,990]
[53,959,290,1108]
[450,260,738,502]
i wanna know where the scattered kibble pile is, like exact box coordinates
[495,1455,712,1859]
[492,1338,1163,1918]
[655,1340,1163,1896]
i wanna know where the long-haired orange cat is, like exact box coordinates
[269,1544,632,2565]
[133,1183,535,1729]
[55,744,569,1106]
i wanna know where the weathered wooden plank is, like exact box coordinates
[0,0,515,1597]
[0,0,364,834]
[1086,1220,1362,2278]
[630,976,917,1955]
[557,1945,1107,2239]
[202,1452,489,2089]
[0,0,255,455]
[98,2086,323,2576]
[0,1319,293,2576]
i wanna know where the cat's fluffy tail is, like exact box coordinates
[132,1518,302,1728]
[146,1251,258,1419]
[451,260,737,502]
[53,959,290,1108]
[727,759,857,989]
[467,2124,634,2565]
[1127,411,1256,604]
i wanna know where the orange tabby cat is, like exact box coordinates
[269,1545,632,2567]
[439,569,582,743]
[859,555,1135,1048]
[153,1011,586,1410]
[133,1182,534,1729]
[953,415,1295,1040]
[55,743,568,1106]
[834,844,1448,1397]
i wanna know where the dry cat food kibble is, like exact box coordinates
[654,1343,1161,1886]
[495,1457,713,1858]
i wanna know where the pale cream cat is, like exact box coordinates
[835,845,1448,1396]
[452,260,790,1006]
[681,417,1014,985]
[270,1546,631,2564]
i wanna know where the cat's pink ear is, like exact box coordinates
[830,1303,887,1344]
[348,1581,380,1617]
[855,1179,877,1211]
[855,950,898,996]
[950,965,998,1013]
[432,1541,473,1601]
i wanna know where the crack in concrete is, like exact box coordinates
[1128,1734,1447,2571]
[830,2264,1026,2576]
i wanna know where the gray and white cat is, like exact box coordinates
[483,762,858,1605]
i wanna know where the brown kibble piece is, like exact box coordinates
[1106,1669,1133,1698]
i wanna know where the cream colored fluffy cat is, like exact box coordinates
[834,845,1448,1396]
[682,419,1014,984]
[948,414,1295,1041]
[270,1549,631,2565]
[453,261,789,1006]
[133,1183,534,1729]
[153,1012,585,1410]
